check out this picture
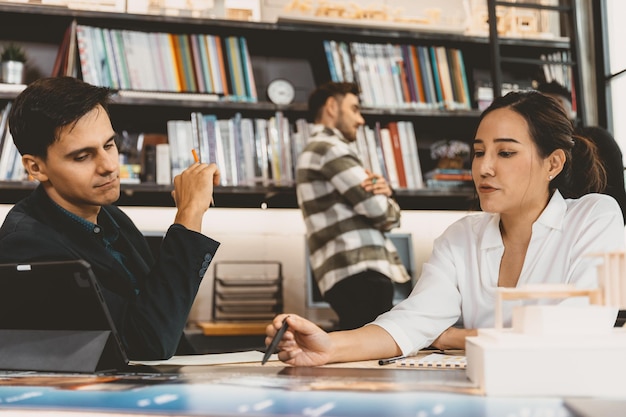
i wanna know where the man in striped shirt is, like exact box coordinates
[297,81,410,330]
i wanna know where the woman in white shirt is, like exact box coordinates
[266,91,626,366]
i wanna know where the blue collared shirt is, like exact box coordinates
[52,202,139,294]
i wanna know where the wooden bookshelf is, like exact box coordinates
[0,1,581,210]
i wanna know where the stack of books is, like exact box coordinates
[212,261,283,321]
[425,168,473,190]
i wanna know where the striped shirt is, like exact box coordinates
[296,124,410,295]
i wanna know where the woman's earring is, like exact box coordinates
[548,175,554,180]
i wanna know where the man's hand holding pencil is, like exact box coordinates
[170,149,220,232]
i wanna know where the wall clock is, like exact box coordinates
[266,79,295,105]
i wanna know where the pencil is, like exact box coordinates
[191,149,215,207]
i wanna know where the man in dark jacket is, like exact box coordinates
[0,77,221,360]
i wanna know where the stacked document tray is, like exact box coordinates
[213,261,283,321]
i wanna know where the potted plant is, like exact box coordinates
[1,43,27,84]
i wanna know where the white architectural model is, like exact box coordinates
[466,252,626,397]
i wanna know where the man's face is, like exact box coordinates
[334,93,365,141]
[27,105,120,221]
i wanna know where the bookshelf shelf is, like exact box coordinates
[0,180,474,211]
[0,1,581,210]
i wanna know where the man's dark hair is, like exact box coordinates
[9,76,112,158]
[536,81,572,103]
[307,81,360,122]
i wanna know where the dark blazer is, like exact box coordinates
[0,185,220,360]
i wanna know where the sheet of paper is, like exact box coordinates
[130,350,277,366]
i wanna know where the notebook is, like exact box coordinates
[0,260,129,372]
[397,353,467,369]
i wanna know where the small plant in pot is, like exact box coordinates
[1,43,27,84]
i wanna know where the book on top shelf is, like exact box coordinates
[195,34,214,94]
[238,37,258,102]
[189,34,207,93]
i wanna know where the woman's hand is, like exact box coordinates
[361,170,392,197]
[265,314,333,366]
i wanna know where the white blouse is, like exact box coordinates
[372,191,626,356]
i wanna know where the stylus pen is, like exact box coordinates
[262,316,289,365]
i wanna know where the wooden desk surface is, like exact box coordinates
[196,320,268,336]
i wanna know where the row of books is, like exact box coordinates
[69,23,257,101]
[425,168,473,190]
[0,103,27,182]
[168,111,297,187]
[0,100,455,193]
[167,112,431,190]
[541,51,576,114]
[354,121,424,190]
[144,117,453,193]
[324,40,472,111]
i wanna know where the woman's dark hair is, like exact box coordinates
[479,90,606,198]
[9,76,112,158]
[307,81,360,122]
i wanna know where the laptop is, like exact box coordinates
[0,260,129,373]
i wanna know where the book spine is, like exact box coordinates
[399,45,414,103]
[111,29,132,90]
[436,46,455,110]
[387,121,407,188]
[338,41,354,83]
[323,40,339,82]
[224,36,244,100]
[165,33,183,92]
[189,34,207,93]
[101,28,122,89]
[428,46,444,109]
[196,34,214,94]
[350,42,373,107]
[239,37,257,102]
[254,118,270,186]
[403,121,424,189]
[75,25,98,86]
[51,23,73,77]
[92,26,112,87]
[215,36,230,96]
[155,143,172,185]
[417,46,435,108]
[178,34,198,92]
[142,144,157,183]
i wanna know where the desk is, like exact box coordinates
[0,356,599,417]
[196,321,268,336]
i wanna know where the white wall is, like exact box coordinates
[131,206,469,324]
[0,204,468,325]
